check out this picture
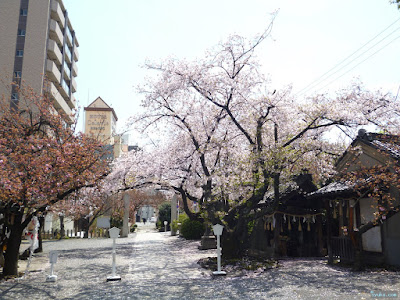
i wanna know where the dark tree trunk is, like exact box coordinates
[221,229,243,259]
[220,216,249,259]
[59,215,65,239]
[34,215,45,253]
[353,231,365,271]
[273,214,282,257]
[3,213,23,276]
[83,218,90,238]
[316,214,324,257]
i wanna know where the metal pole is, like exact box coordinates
[111,238,116,277]
[216,234,221,272]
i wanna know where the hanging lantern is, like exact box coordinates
[333,206,337,219]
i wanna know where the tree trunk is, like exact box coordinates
[273,214,282,257]
[353,231,365,271]
[59,215,65,239]
[83,218,89,238]
[221,216,249,259]
[3,213,23,276]
[34,216,45,253]
[221,229,243,259]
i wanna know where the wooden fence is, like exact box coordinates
[331,236,355,263]
[29,228,110,240]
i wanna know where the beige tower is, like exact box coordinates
[84,97,118,145]
[0,0,79,124]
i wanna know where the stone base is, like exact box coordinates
[198,235,217,250]
[46,275,57,282]
[107,275,121,281]
[212,271,227,276]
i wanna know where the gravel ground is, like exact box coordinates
[0,223,399,300]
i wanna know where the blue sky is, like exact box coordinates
[64,0,400,142]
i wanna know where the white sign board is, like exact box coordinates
[97,217,111,228]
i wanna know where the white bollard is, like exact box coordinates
[107,227,121,281]
[212,224,226,276]
[46,250,58,282]
[164,221,168,233]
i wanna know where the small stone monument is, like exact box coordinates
[107,227,121,281]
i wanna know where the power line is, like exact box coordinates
[296,18,400,96]
[314,33,400,94]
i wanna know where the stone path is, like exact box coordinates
[0,223,399,299]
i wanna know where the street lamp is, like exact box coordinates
[212,224,226,276]
[46,250,58,282]
[107,227,121,281]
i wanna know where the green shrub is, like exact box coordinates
[110,216,123,229]
[180,218,205,240]
[157,202,171,230]
[171,214,189,233]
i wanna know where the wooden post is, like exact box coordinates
[273,214,282,257]
[326,200,333,264]
[316,215,323,257]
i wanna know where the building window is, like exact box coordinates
[16,50,24,57]
[20,9,28,16]
[14,71,22,78]
[17,29,26,36]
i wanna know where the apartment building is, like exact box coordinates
[0,0,79,124]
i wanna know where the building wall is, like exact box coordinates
[0,0,78,124]
[22,0,49,94]
[85,110,114,144]
[383,212,400,266]
[45,212,74,232]
[360,198,382,252]
[0,0,20,95]
[84,97,117,145]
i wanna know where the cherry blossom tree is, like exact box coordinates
[0,83,110,276]
[122,22,400,257]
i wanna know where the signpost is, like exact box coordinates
[212,224,226,276]
[107,227,121,281]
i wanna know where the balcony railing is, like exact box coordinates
[63,62,71,81]
[50,0,65,28]
[47,39,62,66]
[49,19,63,48]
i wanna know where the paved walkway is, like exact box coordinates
[0,224,399,299]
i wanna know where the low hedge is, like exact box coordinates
[180,218,205,240]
